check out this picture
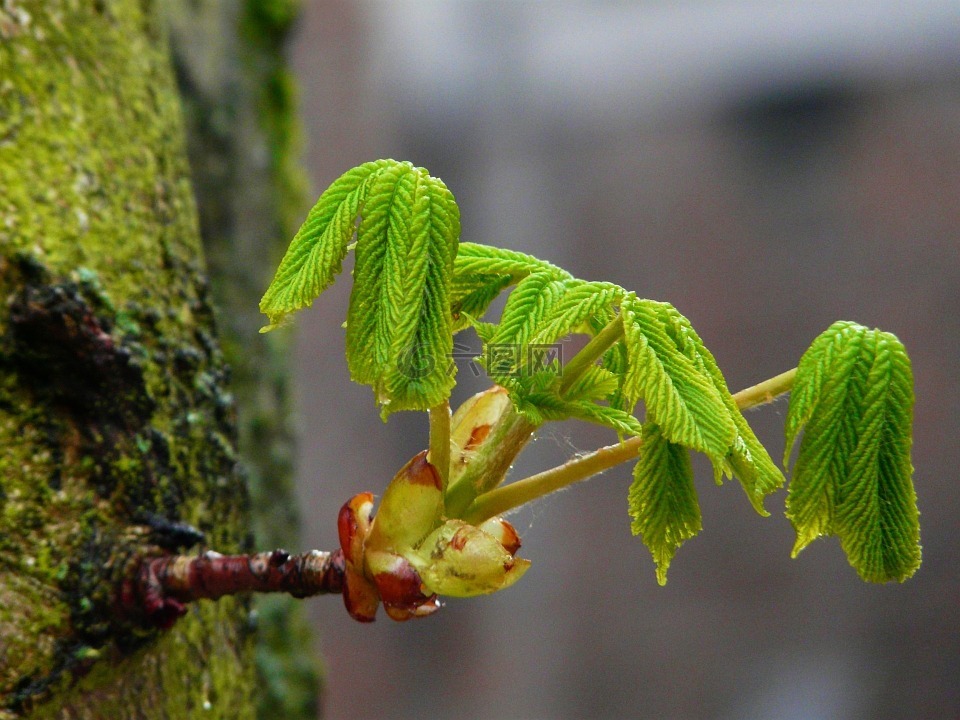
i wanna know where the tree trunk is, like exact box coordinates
[0,1,299,716]
[166,1,320,717]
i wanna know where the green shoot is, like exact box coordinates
[260,160,921,617]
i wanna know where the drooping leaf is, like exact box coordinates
[602,331,631,412]
[836,334,919,582]
[346,165,461,415]
[488,273,568,358]
[784,323,920,582]
[560,365,620,403]
[451,243,570,332]
[519,392,644,436]
[259,159,394,330]
[451,274,513,333]
[785,325,873,553]
[619,297,736,465]
[655,303,784,514]
[453,242,569,283]
[482,277,623,385]
[783,320,862,465]
[629,424,702,585]
[528,281,624,347]
[260,160,461,416]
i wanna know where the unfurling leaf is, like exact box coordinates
[260,160,461,416]
[259,159,394,330]
[620,297,736,465]
[654,303,784,513]
[784,322,920,583]
[629,424,702,585]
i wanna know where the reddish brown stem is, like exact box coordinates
[126,548,345,629]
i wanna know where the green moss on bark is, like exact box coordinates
[166,2,321,717]
[0,1,254,715]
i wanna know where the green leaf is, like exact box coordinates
[483,277,624,385]
[528,281,624,347]
[619,297,736,465]
[451,243,570,332]
[721,421,785,517]
[629,424,702,585]
[488,273,568,356]
[260,160,461,416]
[783,320,862,466]
[514,389,644,436]
[784,324,920,582]
[655,303,784,514]
[560,365,620,403]
[345,164,461,416]
[453,242,569,283]
[451,274,513,333]
[259,159,394,330]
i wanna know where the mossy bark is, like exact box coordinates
[0,1,263,716]
[166,1,320,717]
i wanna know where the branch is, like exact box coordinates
[124,549,345,629]
[463,367,800,523]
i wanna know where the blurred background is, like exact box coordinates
[285,2,959,718]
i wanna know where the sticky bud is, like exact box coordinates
[412,519,531,598]
[366,549,440,622]
[338,492,373,566]
[367,451,443,552]
[449,387,511,484]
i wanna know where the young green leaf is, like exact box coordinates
[784,323,920,582]
[619,297,737,465]
[453,242,570,283]
[629,424,702,585]
[481,277,623,384]
[259,159,394,330]
[345,164,461,415]
[519,392,644,436]
[783,320,862,466]
[451,274,513,333]
[559,365,621,403]
[528,281,624,347]
[451,243,571,332]
[488,273,568,358]
[260,159,461,416]
[655,303,785,514]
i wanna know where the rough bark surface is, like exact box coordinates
[0,1,255,716]
[165,1,320,717]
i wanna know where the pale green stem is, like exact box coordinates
[444,410,538,517]
[558,317,624,395]
[428,400,451,492]
[446,316,623,517]
[463,366,798,524]
[462,435,644,524]
[731,368,797,410]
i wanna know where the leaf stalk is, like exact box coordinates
[464,367,798,523]
[731,368,797,410]
[558,316,624,396]
[429,400,452,492]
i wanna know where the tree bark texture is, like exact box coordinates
[0,1,285,716]
[165,1,320,717]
